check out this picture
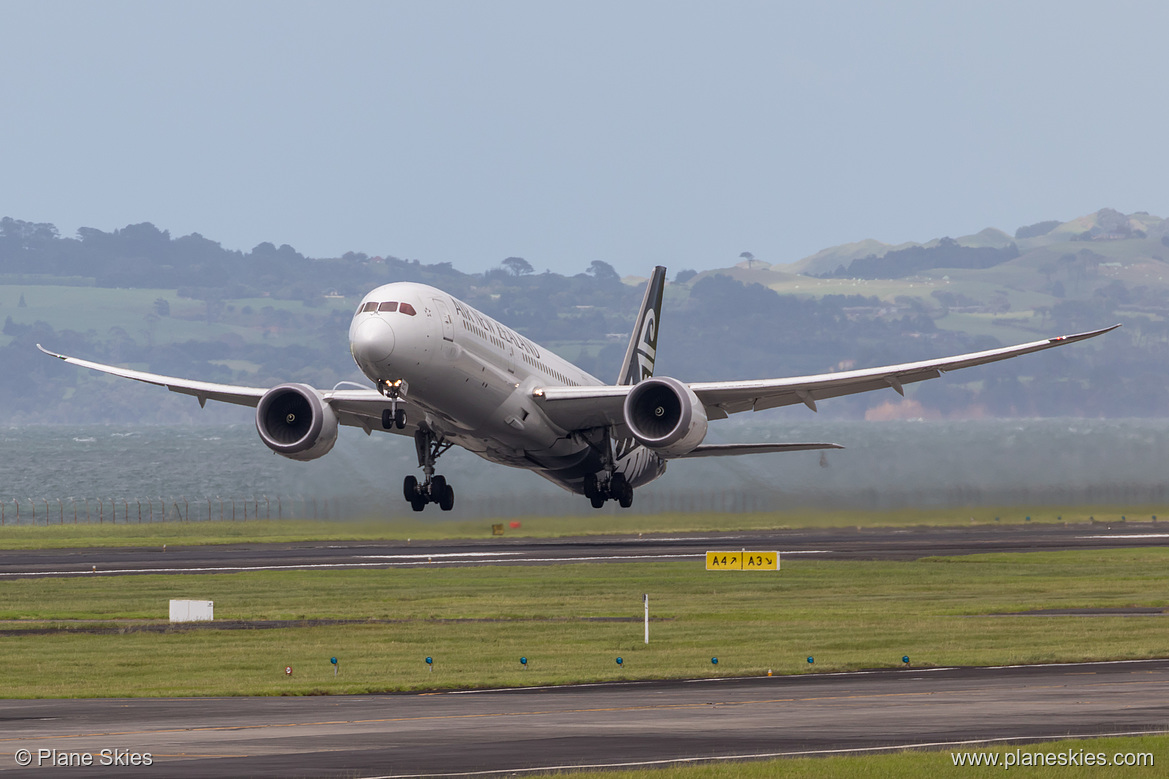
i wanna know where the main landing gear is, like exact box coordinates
[403,427,455,512]
[377,379,407,430]
[583,472,634,509]
[579,427,634,509]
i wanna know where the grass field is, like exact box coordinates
[523,734,1164,777]
[0,547,1166,698]
[0,505,1158,549]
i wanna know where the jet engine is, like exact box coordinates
[255,383,339,461]
[622,376,708,458]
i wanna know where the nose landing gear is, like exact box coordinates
[377,379,407,430]
[403,427,455,511]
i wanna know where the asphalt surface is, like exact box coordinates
[2,521,1168,578]
[1,524,1167,776]
[1,660,1167,776]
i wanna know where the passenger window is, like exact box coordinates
[378,301,399,312]
[400,302,417,316]
[361,302,378,313]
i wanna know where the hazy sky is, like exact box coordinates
[4,1,1167,275]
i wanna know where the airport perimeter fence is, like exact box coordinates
[0,496,344,526]
[4,481,1169,526]
[0,490,790,526]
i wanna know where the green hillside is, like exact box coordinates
[0,209,1163,422]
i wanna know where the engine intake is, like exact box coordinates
[623,376,708,458]
[255,383,339,461]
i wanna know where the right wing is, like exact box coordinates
[37,344,416,435]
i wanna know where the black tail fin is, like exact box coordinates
[617,266,667,385]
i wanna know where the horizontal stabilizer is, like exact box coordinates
[675,442,844,458]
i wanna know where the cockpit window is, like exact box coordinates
[361,301,378,313]
[378,301,399,312]
[400,302,417,316]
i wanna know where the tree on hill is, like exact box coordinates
[501,256,533,276]
[586,260,620,283]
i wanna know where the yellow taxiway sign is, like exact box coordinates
[705,551,779,571]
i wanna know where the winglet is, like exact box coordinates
[617,266,667,385]
[36,344,66,360]
[1047,323,1122,344]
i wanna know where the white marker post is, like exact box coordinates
[644,594,649,645]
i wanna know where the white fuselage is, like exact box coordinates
[347,282,665,493]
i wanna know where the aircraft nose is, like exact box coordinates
[350,316,396,371]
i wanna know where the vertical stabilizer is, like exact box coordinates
[617,266,667,385]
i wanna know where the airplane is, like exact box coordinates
[39,266,1117,511]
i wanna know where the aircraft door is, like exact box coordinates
[432,299,455,342]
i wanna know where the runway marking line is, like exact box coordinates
[0,553,712,577]
[5,678,1168,745]
[362,729,1169,778]
[0,551,841,579]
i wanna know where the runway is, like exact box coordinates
[2,525,1166,775]
[2,522,1168,579]
[1,659,1166,776]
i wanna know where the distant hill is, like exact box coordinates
[0,208,1164,422]
[783,211,1162,277]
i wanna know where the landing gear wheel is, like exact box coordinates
[439,484,455,511]
[590,494,606,509]
[382,409,394,430]
[403,475,419,502]
[583,473,599,500]
[432,475,447,501]
[410,497,426,512]
[394,408,407,429]
[609,473,633,509]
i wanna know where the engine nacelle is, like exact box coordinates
[255,383,339,462]
[622,376,708,458]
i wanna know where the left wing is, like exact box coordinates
[533,325,1119,430]
[676,442,843,458]
[36,344,412,435]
